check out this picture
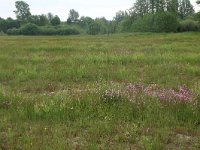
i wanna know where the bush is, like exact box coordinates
[51,16,61,26]
[152,12,179,32]
[7,24,80,36]
[7,28,20,35]
[131,14,154,32]
[39,27,57,35]
[132,12,179,32]
[57,28,80,35]
[20,23,40,35]
[178,19,199,32]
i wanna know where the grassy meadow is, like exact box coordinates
[0,33,200,149]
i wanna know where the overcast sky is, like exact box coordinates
[0,0,199,20]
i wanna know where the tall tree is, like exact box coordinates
[51,15,61,26]
[179,0,194,18]
[133,0,150,16]
[0,18,7,33]
[0,17,20,33]
[14,1,31,22]
[47,13,54,22]
[29,15,49,26]
[166,0,179,14]
[67,9,79,24]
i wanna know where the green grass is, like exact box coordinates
[0,32,200,149]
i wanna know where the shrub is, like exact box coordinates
[39,27,57,35]
[57,28,80,35]
[51,16,61,26]
[6,23,80,36]
[178,19,199,32]
[7,28,20,35]
[131,14,154,32]
[20,23,40,35]
[132,12,179,32]
[0,31,6,35]
[152,12,179,32]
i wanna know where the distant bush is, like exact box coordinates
[57,28,80,35]
[131,14,154,32]
[39,27,57,35]
[7,28,20,35]
[178,19,199,32]
[0,31,6,35]
[20,23,40,35]
[51,16,61,26]
[6,23,81,36]
[152,12,179,32]
[132,12,179,32]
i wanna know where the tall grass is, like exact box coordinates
[0,32,200,149]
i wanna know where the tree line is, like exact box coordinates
[0,0,200,35]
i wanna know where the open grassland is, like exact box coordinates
[0,33,200,149]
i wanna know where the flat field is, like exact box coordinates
[0,33,200,149]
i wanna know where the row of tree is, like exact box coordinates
[131,0,194,19]
[0,0,200,35]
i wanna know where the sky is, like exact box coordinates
[0,0,199,21]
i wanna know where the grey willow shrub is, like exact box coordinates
[7,24,81,35]
[178,19,199,32]
[57,28,80,35]
[20,23,40,35]
[7,28,20,35]
[39,27,57,35]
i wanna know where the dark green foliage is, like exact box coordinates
[57,28,80,35]
[179,0,194,19]
[117,17,134,32]
[6,18,20,30]
[0,0,198,35]
[29,15,49,26]
[67,9,79,24]
[153,12,179,32]
[79,16,113,35]
[39,27,57,35]
[51,15,61,26]
[132,14,154,32]
[0,18,7,33]
[20,23,40,35]
[7,28,20,35]
[7,24,80,35]
[113,0,195,33]
[178,19,199,32]
[132,12,179,32]
[14,1,31,22]
[0,18,20,33]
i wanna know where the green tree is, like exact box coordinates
[0,17,20,33]
[6,17,20,29]
[179,0,194,19]
[29,15,49,26]
[47,13,54,22]
[0,18,7,33]
[166,0,179,14]
[20,23,39,35]
[67,9,79,24]
[14,1,31,22]
[79,16,93,30]
[133,0,150,16]
[38,15,49,26]
[51,15,61,26]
